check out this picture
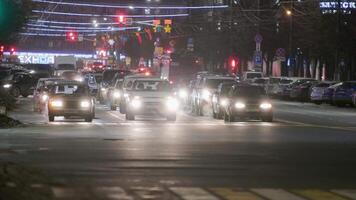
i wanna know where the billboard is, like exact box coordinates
[320,0,356,14]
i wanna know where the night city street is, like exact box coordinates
[1,0,356,199]
[1,98,356,199]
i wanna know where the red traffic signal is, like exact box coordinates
[228,56,239,73]
[118,15,125,23]
[66,31,78,42]
[10,47,16,55]
[0,46,4,52]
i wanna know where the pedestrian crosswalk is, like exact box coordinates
[48,186,356,200]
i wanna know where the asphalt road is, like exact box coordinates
[1,98,356,200]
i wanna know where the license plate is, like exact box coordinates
[247,108,259,112]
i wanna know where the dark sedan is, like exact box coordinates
[224,85,273,122]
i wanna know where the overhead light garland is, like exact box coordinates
[32,0,229,10]
[29,19,153,26]
[26,27,141,33]
[32,10,189,18]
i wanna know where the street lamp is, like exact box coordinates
[286,9,292,16]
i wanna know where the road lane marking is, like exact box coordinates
[251,189,306,200]
[108,112,126,121]
[95,186,134,200]
[332,190,356,199]
[52,187,76,198]
[209,188,263,200]
[292,189,348,200]
[170,187,219,200]
[276,118,356,132]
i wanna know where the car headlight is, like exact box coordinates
[41,94,49,102]
[3,84,12,89]
[235,102,246,109]
[29,70,36,74]
[81,100,91,108]
[75,76,83,82]
[178,89,188,99]
[260,102,272,110]
[202,89,211,101]
[50,100,63,107]
[166,97,179,111]
[130,96,141,109]
[220,98,228,107]
[101,88,107,92]
[113,91,121,98]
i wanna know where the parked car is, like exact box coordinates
[224,85,273,122]
[124,78,177,121]
[281,78,315,100]
[265,77,281,96]
[322,82,342,104]
[274,78,295,98]
[290,80,318,102]
[0,72,38,98]
[250,77,269,88]
[192,75,236,116]
[332,81,356,107]
[310,82,337,104]
[212,82,235,119]
[47,81,95,122]
[241,71,263,83]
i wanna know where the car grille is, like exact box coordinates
[65,101,80,109]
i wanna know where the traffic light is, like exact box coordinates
[10,47,15,55]
[66,31,78,42]
[228,56,239,73]
[118,15,125,24]
[0,46,4,56]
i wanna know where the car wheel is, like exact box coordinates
[126,112,135,121]
[48,115,55,122]
[21,93,29,98]
[313,101,322,105]
[120,104,126,114]
[167,114,177,121]
[110,103,116,111]
[85,116,93,122]
[262,115,273,122]
[11,87,20,98]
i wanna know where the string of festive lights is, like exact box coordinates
[32,0,229,10]
[26,27,141,32]
[29,19,153,26]
[26,24,117,30]
[32,10,189,18]
[20,33,96,37]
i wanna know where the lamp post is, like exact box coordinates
[286,4,293,77]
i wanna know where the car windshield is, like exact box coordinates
[132,80,171,92]
[95,75,103,84]
[221,84,234,94]
[269,78,281,84]
[253,79,267,84]
[233,86,266,98]
[315,83,332,87]
[57,64,75,70]
[206,79,234,89]
[247,73,262,79]
[52,84,88,95]
[280,79,293,84]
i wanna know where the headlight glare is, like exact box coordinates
[51,100,63,107]
[113,91,121,98]
[41,94,49,102]
[131,99,142,109]
[220,98,228,107]
[202,89,211,101]
[260,102,272,110]
[235,102,246,109]
[81,100,91,108]
[166,97,179,110]
[3,84,12,89]
[178,89,188,99]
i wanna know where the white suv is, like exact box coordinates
[125,78,178,121]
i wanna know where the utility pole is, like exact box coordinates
[288,0,294,77]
